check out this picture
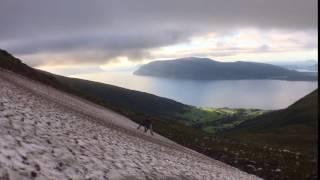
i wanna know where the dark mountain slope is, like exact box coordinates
[0,49,188,117]
[222,89,318,154]
[134,57,317,81]
[0,49,68,90]
[56,76,187,116]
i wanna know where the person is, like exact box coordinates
[137,117,154,136]
[136,119,146,131]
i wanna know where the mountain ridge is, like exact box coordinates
[134,57,317,81]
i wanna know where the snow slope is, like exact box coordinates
[0,69,261,179]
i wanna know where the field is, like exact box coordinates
[175,107,267,133]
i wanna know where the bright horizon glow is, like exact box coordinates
[30,28,318,75]
[150,29,317,63]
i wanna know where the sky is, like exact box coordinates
[0,0,318,75]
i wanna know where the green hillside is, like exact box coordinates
[175,107,267,133]
[0,49,68,91]
[222,90,318,155]
[56,75,188,117]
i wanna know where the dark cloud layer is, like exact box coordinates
[0,0,317,66]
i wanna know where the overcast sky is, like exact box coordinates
[0,0,318,73]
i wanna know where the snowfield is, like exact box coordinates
[0,69,261,180]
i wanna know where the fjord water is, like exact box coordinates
[72,71,318,110]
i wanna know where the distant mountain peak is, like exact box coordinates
[179,57,215,61]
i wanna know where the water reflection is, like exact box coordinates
[71,71,318,110]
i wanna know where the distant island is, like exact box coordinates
[134,57,317,81]
[268,60,318,72]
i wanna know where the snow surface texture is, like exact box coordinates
[0,69,261,180]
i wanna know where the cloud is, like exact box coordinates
[0,0,317,66]
[150,29,317,59]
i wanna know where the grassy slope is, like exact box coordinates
[175,107,267,133]
[0,49,318,179]
[222,90,318,155]
[0,50,69,91]
[55,75,188,117]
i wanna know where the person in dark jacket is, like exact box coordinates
[137,117,154,136]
